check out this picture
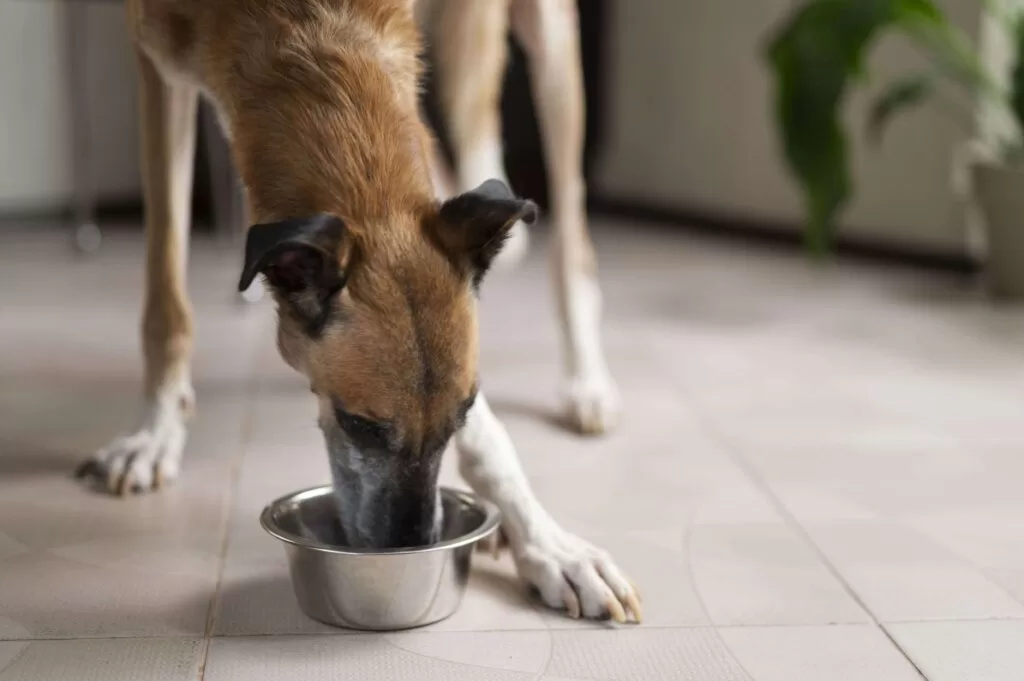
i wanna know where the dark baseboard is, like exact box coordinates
[5,193,979,275]
[90,197,145,222]
[0,195,219,231]
[588,195,981,275]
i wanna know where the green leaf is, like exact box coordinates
[765,0,959,255]
[767,0,903,254]
[1010,14,1024,141]
[867,74,935,144]
[897,3,994,101]
[893,0,943,22]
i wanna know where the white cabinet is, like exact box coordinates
[0,1,139,212]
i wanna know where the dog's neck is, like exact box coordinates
[217,3,434,227]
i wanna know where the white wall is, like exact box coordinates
[0,1,139,212]
[595,0,984,256]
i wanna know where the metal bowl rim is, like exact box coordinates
[259,485,502,556]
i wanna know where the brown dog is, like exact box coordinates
[78,0,639,622]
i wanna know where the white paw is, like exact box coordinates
[492,221,529,270]
[514,528,642,623]
[77,387,193,495]
[565,371,621,436]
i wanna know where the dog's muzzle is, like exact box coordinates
[327,441,444,549]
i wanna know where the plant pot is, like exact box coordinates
[972,161,1024,299]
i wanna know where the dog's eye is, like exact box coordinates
[334,408,393,451]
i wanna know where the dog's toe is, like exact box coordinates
[78,410,188,496]
[516,529,642,624]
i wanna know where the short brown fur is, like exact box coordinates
[128,0,478,456]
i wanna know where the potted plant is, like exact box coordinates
[766,0,1024,298]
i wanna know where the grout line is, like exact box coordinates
[195,332,264,680]
[823,381,1024,616]
[3,617,1023,645]
[680,508,756,681]
[193,639,212,681]
[679,387,932,680]
[0,641,33,677]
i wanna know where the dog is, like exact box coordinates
[77,0,638,622]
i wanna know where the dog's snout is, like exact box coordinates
[330,450,444,550]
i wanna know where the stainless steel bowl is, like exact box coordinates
[260,485,502,631]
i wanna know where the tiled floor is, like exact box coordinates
[2,219,1024,680]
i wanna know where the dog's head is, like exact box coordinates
[239,180,535,549]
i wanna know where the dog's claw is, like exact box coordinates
[606,597,627,624]
[107,469,122,496]
[624,593,643,624]
[629,578,643,603]
[563,590,582,619]
[74,460,101,480]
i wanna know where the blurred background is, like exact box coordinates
[0,0,991,265]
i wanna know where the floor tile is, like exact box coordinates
[0,638,202,681]
[720,625,922,681]
[889,620,1024,681]
[204,634,537,681]
[8,218,1024,675]
[0,379,242,638]
[689,523,868,626]
[211,515,340,636]
[740,438,1023,522]
[542,629,749,681]
[803,521,1024,622]
[205,630,751,681]
[0,451,233,638]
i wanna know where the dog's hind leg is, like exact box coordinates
[511,0,619,435]
[456,394,642,622]
[435,0,529,267]
[77,49,198,495]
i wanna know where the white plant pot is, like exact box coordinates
[972,161,1024,299]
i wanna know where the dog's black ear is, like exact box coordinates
[239,214,348,328]
[437,179,537,286]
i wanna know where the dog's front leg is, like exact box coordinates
[77,49,198,495]
[455,394,642,622]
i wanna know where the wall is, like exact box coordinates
[594,0,984,256]
[0,0,991,255]
[0,1,139,212]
